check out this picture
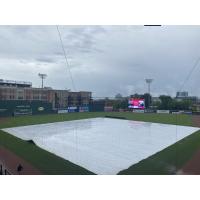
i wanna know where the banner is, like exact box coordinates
[132,109,145,113]
[144,109,155,113]
[68,106,78,112]
[157,110,170,114]
[79,106,89,112]
[58,109,68,114]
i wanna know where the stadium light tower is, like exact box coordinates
[145,78,154,94]
[145,78,154,108]
[38,73,47,88]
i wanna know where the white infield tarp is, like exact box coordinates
[2,118,200,174]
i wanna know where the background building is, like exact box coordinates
[0,79,92,110]
[176,91,197,104]
[176,91,189,98]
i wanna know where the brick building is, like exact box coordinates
[0,79,92,109]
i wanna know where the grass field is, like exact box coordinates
[0,112,199,174]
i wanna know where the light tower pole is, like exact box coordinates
[38,73,47,89]
[145,78,154,108]
[145,78,153,94]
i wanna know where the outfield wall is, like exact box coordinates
[0,100,105,117]
[0,100,53,117]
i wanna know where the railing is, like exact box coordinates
[0,164,12,175]
[0,79,32,86]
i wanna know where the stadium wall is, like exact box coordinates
[0,100,54,117]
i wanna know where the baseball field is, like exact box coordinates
[0,112,200,175]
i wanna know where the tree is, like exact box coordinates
[152,100,161,108]
[130,93,142,98]
[174,99,192,110]
[159,95,173,109]
[158,95,192,110]
[113,98,128,110]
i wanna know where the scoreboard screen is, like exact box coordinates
[128,98,145,109]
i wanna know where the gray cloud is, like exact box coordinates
[0,25,200,97]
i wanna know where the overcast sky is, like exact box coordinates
[0,25,200,97]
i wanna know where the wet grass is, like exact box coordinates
[119,130,200,174]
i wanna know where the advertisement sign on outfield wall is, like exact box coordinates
[38,107,44,111]
[58,109,68,114]
[144,109,155,113]
[132,109,145,113]
[157,110,170,114]
[68,106,78,112]
[79,106,89,112]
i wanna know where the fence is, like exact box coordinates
[0,163,11,175]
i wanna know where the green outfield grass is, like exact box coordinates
[0,112,199,174]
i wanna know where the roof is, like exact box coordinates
[0,79,32,87]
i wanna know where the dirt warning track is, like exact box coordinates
[0,146,42,175]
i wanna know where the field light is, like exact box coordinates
[145,78,154,108]
[145,78,154,94]
[38,73,47,89]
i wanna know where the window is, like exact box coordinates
[33,95,39,100]
[18,96,23,100]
